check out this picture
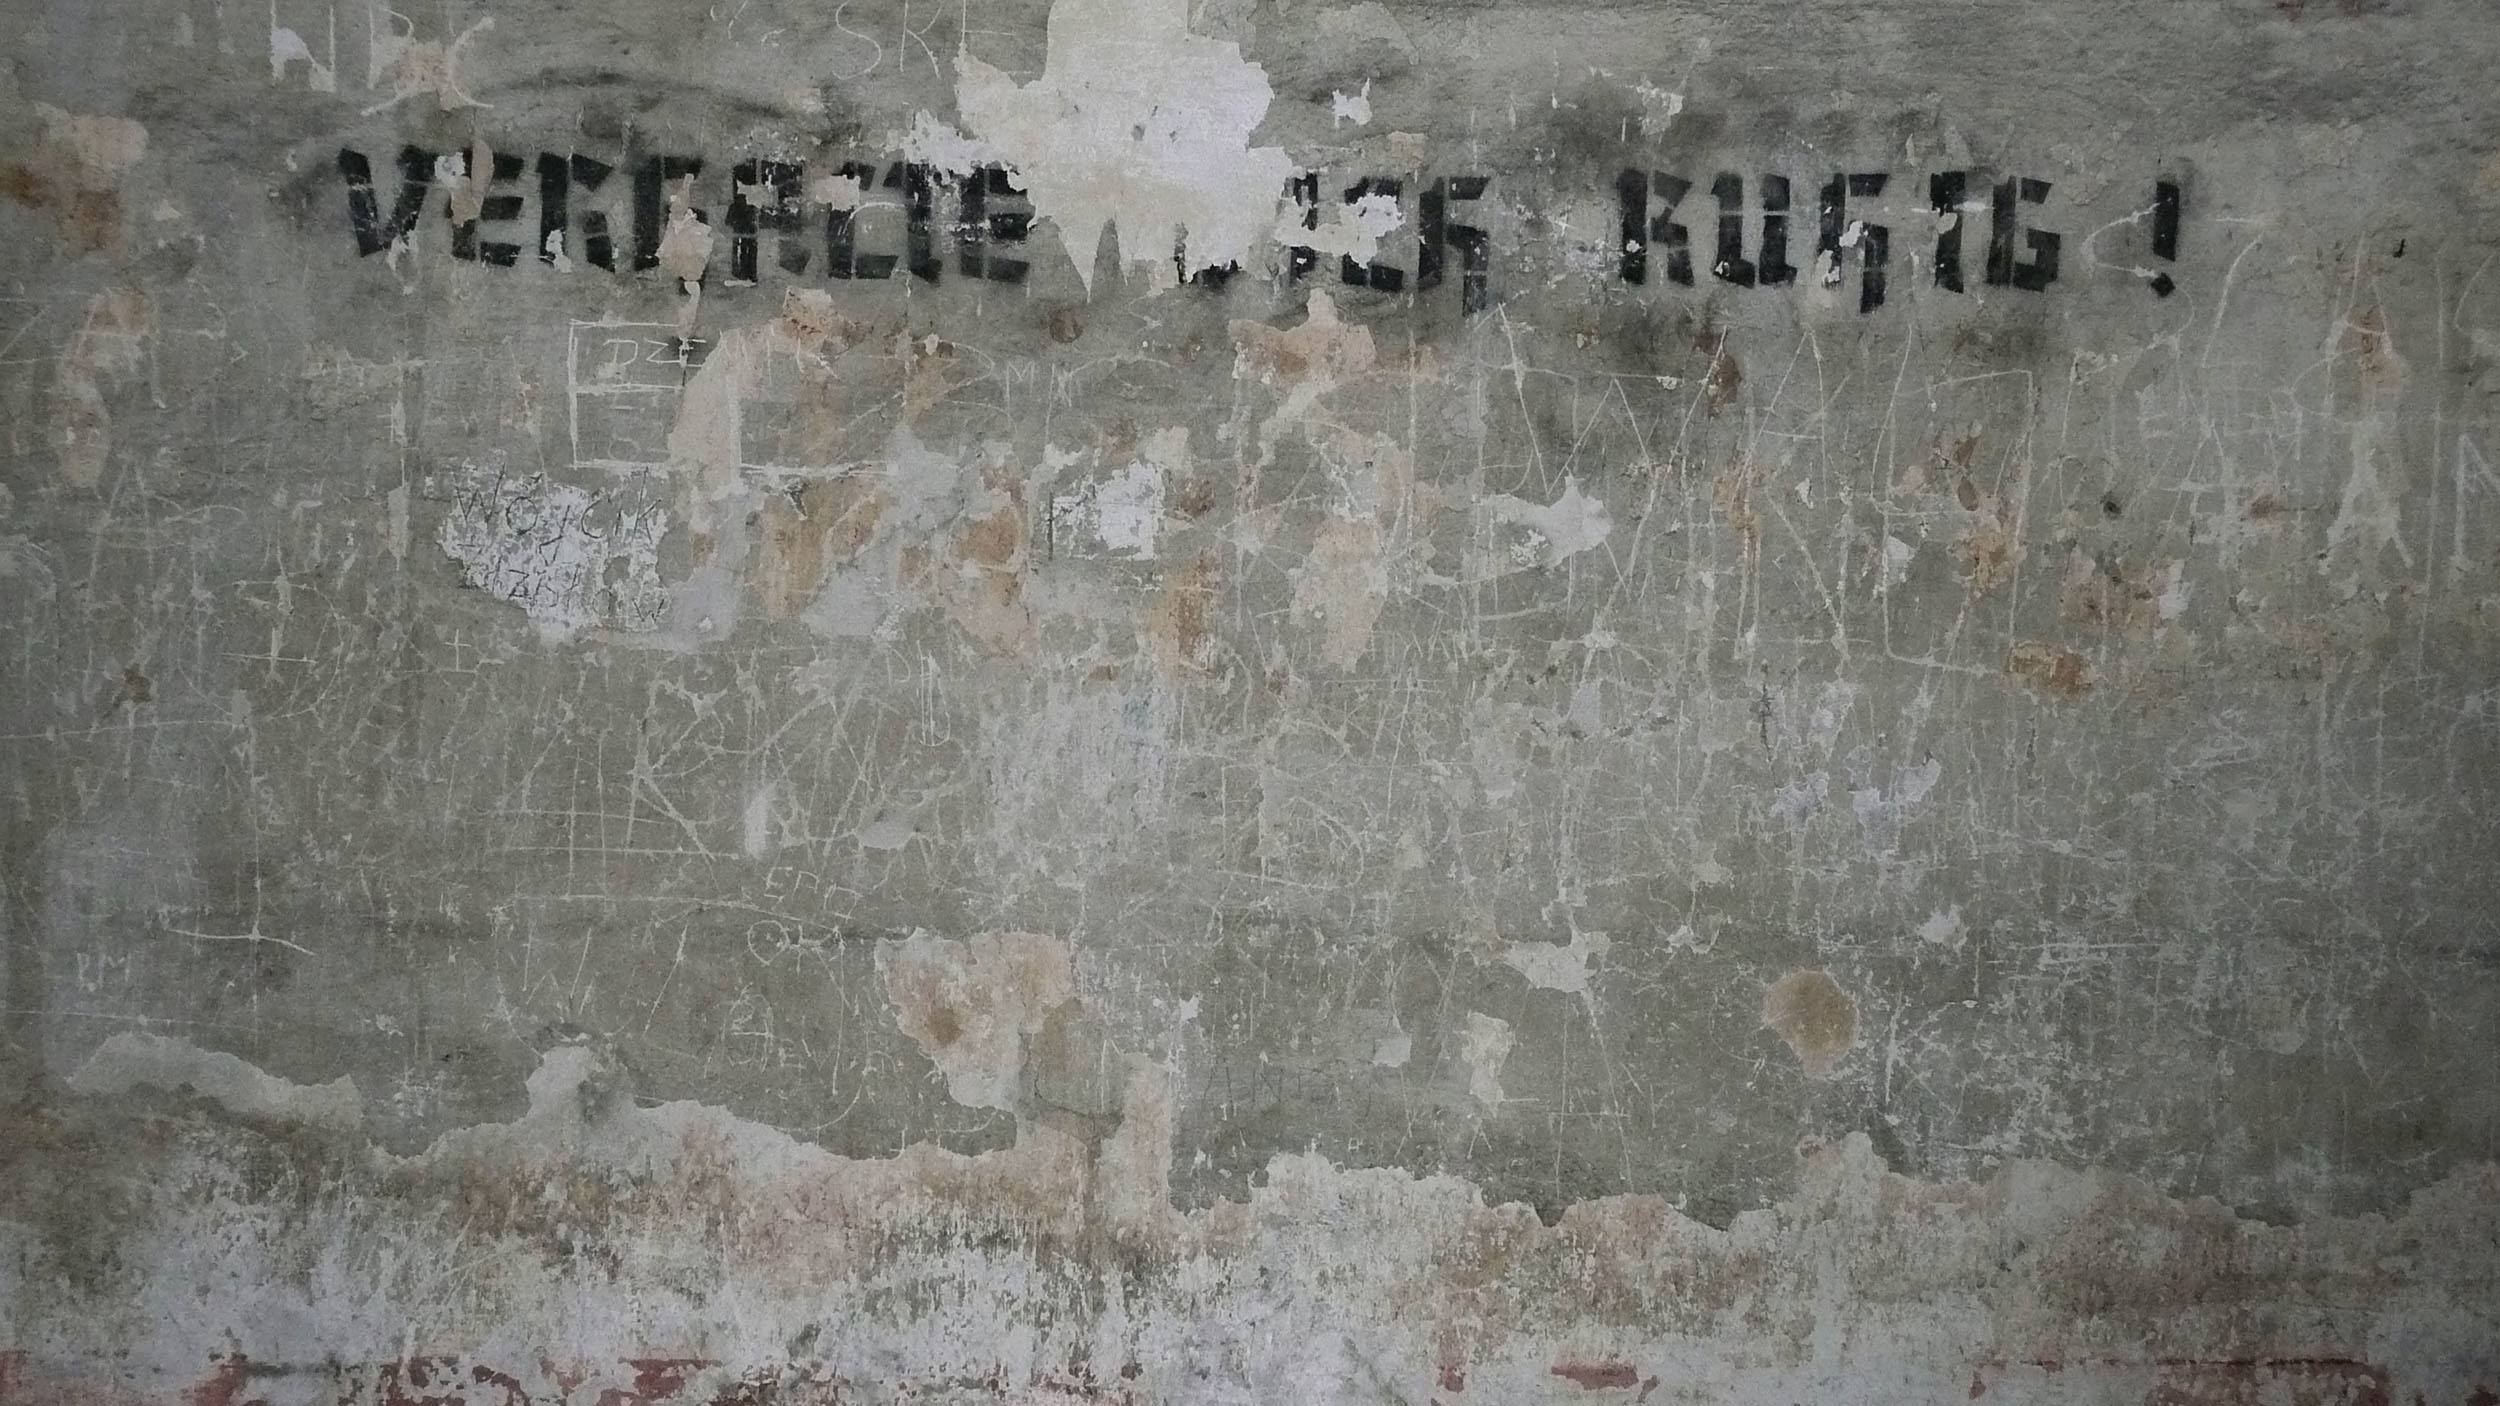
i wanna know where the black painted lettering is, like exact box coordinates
[449,148,525,267]
[338,146,434,257]
[1616,169,1693,287]
[1930,171,1966,292]
[1986,176,2059,292]
[1286,172,1322,281]
[632,155,705,272]
[825,162,897,280]
[1712,173,1796,286]
[1419,175,1491,313]
[956,165,1031,283]
[885,161,944,284]
[2149,177,2182,297]
[1816,172,1890,314]
[1340,176,1403,293]
[729,159,809,282]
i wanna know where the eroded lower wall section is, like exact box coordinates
[4,933,2496,1405]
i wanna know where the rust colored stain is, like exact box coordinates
[178,1357,252,1406]
[1,164,122,254]
[1231,291,1376,390]
[750,476,887,618]
[1968,1356,2395,1406]
[2347,307,2403,397]
[1712,458,1764,561]
[1696,329,1742,414]
[2059,551,2174,632]
[1551,1360,1641,1390]
[900,466,1036,655]
[2007,641,2095,699]
[1958,515,2020,596]
[1144,552,1220,675]
[1763,968,1857,1077]
[2147,1356,2391,1406]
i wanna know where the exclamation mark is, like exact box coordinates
[2149,178,2182,297]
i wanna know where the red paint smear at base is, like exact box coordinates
[1551,1360,1641,1391]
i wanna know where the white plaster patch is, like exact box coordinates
[742,784,776,857]
[807,171,864,210]
[1276,189,1404,266]
[69,1033,363,1132]
[1631,79,1685,135]
[433,468,670,641]
[935,0,1292,285]
[1332,82,1372,127]
[1918,907,1964,947]
[269,23,337,91]
[1850,755,1942,854]
[1502,929,1611,995]
[1051,428,1183,560]
[1460,1011,1513,1109]
[1472,478,1613,575]
[1769,772,1830,832]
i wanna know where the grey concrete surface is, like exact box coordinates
[2,0,2497,1400]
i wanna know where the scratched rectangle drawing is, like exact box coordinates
[566,321,694,473]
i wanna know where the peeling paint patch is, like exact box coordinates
[1232,289,1377,389]
[940,0,1291,284]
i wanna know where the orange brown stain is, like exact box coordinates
[750,477,888,618]
[1763,969,1857,1077]
[1696,329,1742,414]
[2007,641,2095,699]
[1144,552,1220,676]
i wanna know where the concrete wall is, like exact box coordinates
[3,0,2498,1399]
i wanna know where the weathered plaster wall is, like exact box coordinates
[3,0,2498,1400]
